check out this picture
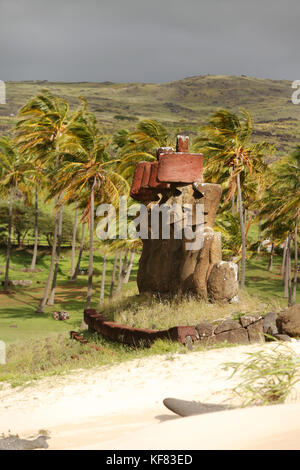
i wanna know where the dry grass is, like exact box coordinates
[100,291,281,331]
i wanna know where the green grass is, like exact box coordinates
[1,75,299,155]
[0,246,139,343]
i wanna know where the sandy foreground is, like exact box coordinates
[0,342,300,450]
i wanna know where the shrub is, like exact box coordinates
[223,344,300,406]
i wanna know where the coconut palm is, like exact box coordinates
[267,149,300,304]
[24,159,47,271]
[118,119,169,180]
[16,89,83,311]
[51,112,129,313]
[194,109,273,289]
[0,137,28,292]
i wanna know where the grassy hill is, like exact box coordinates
[0,75,299,155]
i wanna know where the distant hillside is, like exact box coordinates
[0,75,299,155]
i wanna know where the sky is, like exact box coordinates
[0,0,299,83]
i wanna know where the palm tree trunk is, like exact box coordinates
[36,205,59,313]
[110,252,118,298]
[72,222,85,281]
[115,250,124,297]
[98,253,107,306]
[280,237,288,278]
[70,206,78,278]
[268,243,274,272]
[85,187,95,310]
[257,219,262,256]
[292,215,298,305]
[30,186,39,271]
[230,167,235,214]
[124,251,135,283]
[122,249,129,275]
[284,233,290,298]
[236,173,246,289]
[288,246,293,306]
[47,204,63,306]
[4,187,13,293]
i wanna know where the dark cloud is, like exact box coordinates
[0,0,299,82]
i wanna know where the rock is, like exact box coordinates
[247,319,265,343]
[240,314,261,328]
[0,435,49,450]
[207,261,239,302]
[213,328,249,345]
[277,304,300,337]
[263,312,278,336]
[214,319,241,334]
[185,336,193,350]
[52,311,70,321]
[196,322,214,338]
[59,311,70,321]
[273,334,292,342]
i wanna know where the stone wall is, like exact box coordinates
[84,309,265,347]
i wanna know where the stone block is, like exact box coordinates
[157,153,203,183]
[214,319,241,334]
[247,319,265,343]
[214,328,249,345]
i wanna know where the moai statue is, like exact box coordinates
[130,135,238,302]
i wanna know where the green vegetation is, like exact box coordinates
[223,344,300,406]
[0,247,298,345]
[1,76,299,155]
[0,247,138,344]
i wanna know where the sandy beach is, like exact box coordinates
[0,341,300,450]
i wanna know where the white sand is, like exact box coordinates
[0,341,300,450]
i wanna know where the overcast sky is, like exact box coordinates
[0,0,299,82]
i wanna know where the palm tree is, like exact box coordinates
[194,109,273,289]
[98,250,108,307]
[0,137,28,292]
[118,119,169,180]
[52,112,129,313]
[70,205,78,278]
[16,89,83,311]
[267,149,300,305]
[72,222,86,281]
[25,159,46,271]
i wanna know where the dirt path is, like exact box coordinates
[0,341,300,450]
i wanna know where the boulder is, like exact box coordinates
[263,312,278,336]
[273,334,292,342]
[52,311,70,321]
[247,319,265,343]
[207,261,238,302]
[277,304,300,337]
